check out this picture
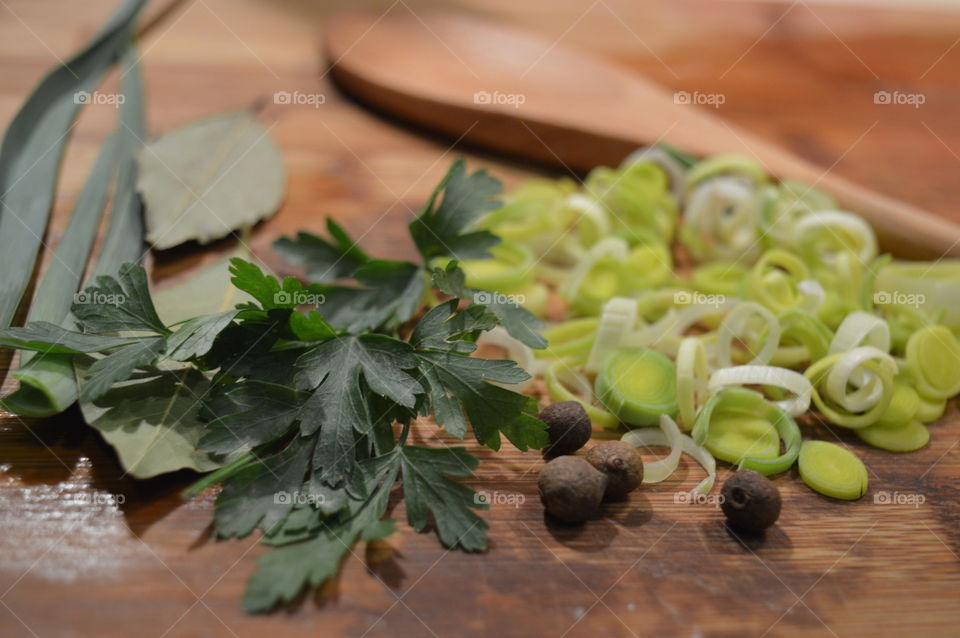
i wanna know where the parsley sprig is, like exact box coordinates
[0,158,548,612]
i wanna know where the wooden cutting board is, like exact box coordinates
[1,1,959,637]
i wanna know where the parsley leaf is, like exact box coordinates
[241,455,398,613]
[313,259,424,333]
[199,381,310,456]
[409,158,502,261]
[214,436,315,539]
[431,262,546,349]
[398,445,488,551]
[415,349,546,450]
[79,337,167,402]
[273,218,369,282]
[72,263,169,334]
[409,300,497,354]
[296,335,422,484]
[165,310,240,361]
[0,322,142,353]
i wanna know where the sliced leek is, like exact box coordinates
[621,414,683,483]
[595,347,678,426]
[905,324,960,400]
[708,365,813,416]
[798,440,868,500]
[692,387,801,476]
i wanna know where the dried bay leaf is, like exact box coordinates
[79,250,249,478]
[79,365,224,479]
[139,111,285,250]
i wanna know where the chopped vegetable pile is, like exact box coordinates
[470,147,960,502]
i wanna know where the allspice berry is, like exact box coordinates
[539,401,592,457]
[721,469,782,533]
[585,441,644,500]
[538,456,607,523]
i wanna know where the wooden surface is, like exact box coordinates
[2,1,960,637]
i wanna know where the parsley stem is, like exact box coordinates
[180,451,257,501]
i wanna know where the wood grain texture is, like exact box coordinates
[1,1,959,637]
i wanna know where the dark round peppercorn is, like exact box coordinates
[539,401,592,457]
[585,440,644,500]
[538,456,607,523]
[721,469,782,533]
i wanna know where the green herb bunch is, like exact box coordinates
[0,159,549,612]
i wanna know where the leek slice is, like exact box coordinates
[451,241,534,292]
[915,394,946,423]
[874,259,960,328]
[830,311,891,356]
[595,347,677,426]
[682,176,761,263]
[686,154,768,191]
[543,359,619,429]
[620,146,687,200]
[563,236,629,315]
[708,365,813,416]
[795,210,877,269]
[692,261,750,296]
[805,354,894,428]
[621,414,683,483]
[568,193,610,247]
[536,318,598,362]
[676,337,709,430]
[691,387,801,476]
[623,241,673,290]
[743,249,811,314]
[622,424,716,495]
[824,346,897,413]
[774,309,833,367]
[905,324,960,400]
[876,381,920,428]
[586,297,638,373]
[798,440,868,500]
[856,420,929,452]
[586,161,676,242]
[716,301,781,368]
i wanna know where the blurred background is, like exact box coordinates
[3,0,960,271]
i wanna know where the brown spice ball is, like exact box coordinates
[539,401,592,457]
[585,441,644,500]
[721,470,782,533]
[538,456,607,523]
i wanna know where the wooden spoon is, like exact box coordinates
[324,10,960,259]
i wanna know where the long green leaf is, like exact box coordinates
[2,41,146,418]
[0,0,148,329]
[92,44,147,279]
